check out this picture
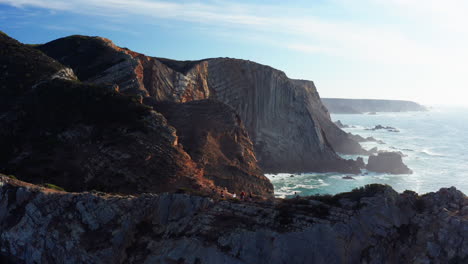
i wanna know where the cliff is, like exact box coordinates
[0,33,271,197]
[322,98,428,114]
[1,175,467,263]
[150,99,273,196]
[37,35,365,172]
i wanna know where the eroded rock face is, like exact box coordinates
[37,35,365,173]
[0,33,214,195]
[1,176,467,264]
[36,36,211,101]
[367,152,413,174]
[150,99,273,196]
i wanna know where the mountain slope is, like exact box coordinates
[37,35,365,172]
[0,33,272,196]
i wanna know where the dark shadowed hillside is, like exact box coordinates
[37,35,366,172]
[0,33,272,196]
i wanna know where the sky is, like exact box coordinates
[1,0,467,106]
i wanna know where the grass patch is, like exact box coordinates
[43,183,65,191]
[305,184,391,207]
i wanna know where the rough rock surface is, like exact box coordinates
[150,99,273,196]
[322,98,427,113]
[367,152,413,174]
[0,33,274,196]
[1,176,467,264]
[37,35,365,173]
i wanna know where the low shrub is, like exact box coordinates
[43,183,65,191]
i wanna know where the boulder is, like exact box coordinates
[367,152,413,174]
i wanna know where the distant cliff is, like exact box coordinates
[1,175,467,263]
[37,35,365,171]
[322,98,427,114]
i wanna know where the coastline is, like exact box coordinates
[267,108,468,197]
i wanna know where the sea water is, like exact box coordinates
[266,106,468,197]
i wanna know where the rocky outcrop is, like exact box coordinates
[204,59,365,171]
[1,33,273,196]
[334,120,348,128]
[149,99,273,196]
[322,98,427,113]
[1,175,467,263]
[367,152,413,174]
[367,125,400,132]
[36,36,211,101]
[36,35,365,173]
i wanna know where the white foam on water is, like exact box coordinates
[268,107,468,196]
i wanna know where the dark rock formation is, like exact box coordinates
[1,176,467,263]
[0,32,75,113]
[367,152,413,174]
[365,125,400,133]
[356,157,366,168]
[36,35,365,173]
[0,33,273,197]
[333,120,348,128]
[149,99,273,196]
[347,133,384,145]
[322,98,428,113]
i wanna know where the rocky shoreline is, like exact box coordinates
[1,32,463,263]
[1,175,467,263]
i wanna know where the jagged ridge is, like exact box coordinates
[1,175,467,263]
[37,35,365,172]
[0,33,272,196]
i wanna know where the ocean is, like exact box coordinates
[266,106,468,197]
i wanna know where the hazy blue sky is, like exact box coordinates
[1,0,467,106]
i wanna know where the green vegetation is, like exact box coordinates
[275,184,391,227]
[7,175,17,180]
[305,184,391,207]
[43,183,65,191]
[25,44,41,48]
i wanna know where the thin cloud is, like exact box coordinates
[2,0,468,104]
[0,0,441,64]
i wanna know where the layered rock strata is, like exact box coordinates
[1,175,467,264]
[0,33,271,196]
[37,35,365,173]
[150,99,273,196]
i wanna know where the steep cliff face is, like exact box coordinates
[1,175,467,264]
[150,99,273,196]
[205,59,366,164]
[38,36,365,173]
[0,34,208,195]
[36,36,211,101]
[1,33,273,197]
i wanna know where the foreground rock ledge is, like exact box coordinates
[1,175,467,264]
